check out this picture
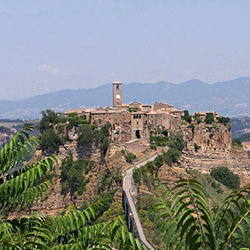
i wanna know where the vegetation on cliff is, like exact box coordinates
[211,166,240,189]
[60,154,90,196]
[133,133,185,186]
[121,150,137,163]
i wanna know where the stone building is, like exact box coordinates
[65,82,183,144]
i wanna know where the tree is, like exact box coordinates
[0,125,143,249]
[60,154,89,196]
[183,110,192,123]
[166,148,181,163]
[77,124,95,147]
[151,179,250,249]
[40,128,63,153]
[95,123,111,161]
[38,109,58,132]
[218,116,230,125]
[194,113,201,124]
[121,150,136,163]
[205,113,215,124]
[211,166,240,189]
[232,138,243,147]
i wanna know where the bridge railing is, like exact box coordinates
[122,148,169,249]
[122,190,155,250]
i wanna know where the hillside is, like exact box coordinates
[1,77,250,119]
[230,117,250,138]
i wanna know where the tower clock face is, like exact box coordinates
[116,94,120,99]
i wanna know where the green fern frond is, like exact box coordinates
[151,179,216,250]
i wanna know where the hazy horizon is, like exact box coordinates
[1,76,250,102]
[1,1,250,99]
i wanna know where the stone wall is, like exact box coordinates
[126,138,149,153]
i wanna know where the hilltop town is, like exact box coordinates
[64,82,232,153]
[3,82,250,249]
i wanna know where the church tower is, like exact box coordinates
[113,81,122,107]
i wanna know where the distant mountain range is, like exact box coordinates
[1,77,250,119]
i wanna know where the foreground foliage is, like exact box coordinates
[0,124,57,210]
[151,179,250,250]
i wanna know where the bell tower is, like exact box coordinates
[113,81,122,107]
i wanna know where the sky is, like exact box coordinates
[1,0,250,100]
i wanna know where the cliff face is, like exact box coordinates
[179,123,250,186]
[179,149,250,186]
[182,123,232,152]
[10,124,129,218]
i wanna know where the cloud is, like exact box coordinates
[235,103,248,108]
[38,64,59,74]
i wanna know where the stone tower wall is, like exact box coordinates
[113,82,122,107]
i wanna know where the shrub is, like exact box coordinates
[217,116,230,125]
[211,181,223,194]
[128,107,138,112]
[133,168,142,184]
[38,109,58,132]
[60,154,90,196]
[210,166,240,189]
[182,110,192,123]
[194,113,201,124]
[194,143,201,152]
[232,138,243,147]
[205,113,214,124]
[144,161,154,170]
[77,124,95,147]
[150,143,157,150]
[122,150,136,163]
[188,124,195,133]
[181,121,188,126]
[154,155,164,169]
[67,113,89,129]
[95,123,111,159]
[150,135,168,147]
[40,128,63,153]
[98,169,113,193]
[163,153,172,166]
[166,133,185,152]
[166,148,181,163]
